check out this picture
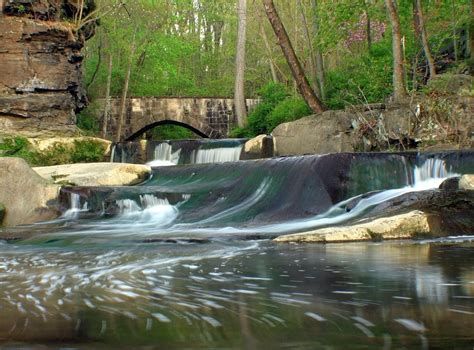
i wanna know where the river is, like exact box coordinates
[0,150,473,348]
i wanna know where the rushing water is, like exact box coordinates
[111,139,247,166]
[0,151,473,348]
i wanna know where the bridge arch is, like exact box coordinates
[125,120,210,141]
[103,97,260,141]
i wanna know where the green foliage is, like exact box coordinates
[149,125,197,140]
[0,137,106,166]
[229,126,253,138]
[70,140,107,163]
[231,82,310,137]
[267,98,311,131]
[76,108,100,135]
[246,83,289,135]
[423,73,474,96]
[0,136,40,165]
[325,42,393,109]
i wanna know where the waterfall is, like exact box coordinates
[147,139,245,166]
[190,145,244,164]
[414,158,449,183]
[62,193,88,219]
[110,144,116,163]
[148,143,181,166]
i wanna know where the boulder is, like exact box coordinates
[33,163,151,186]
[439,175,474,191]
[459,175,474,190]
[274,210,435,243]
[272,110,356,156]
[0,203,4,225]
[0,157,60,226]
[240,134,274,160]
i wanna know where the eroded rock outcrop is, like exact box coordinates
[0,0,95,136]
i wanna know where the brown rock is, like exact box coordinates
[0,3,94,136]
[0,157,60,226]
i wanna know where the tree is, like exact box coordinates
[234,0,247,127]
[115,28,137,142]
[310,0,326,100]
[384,0,407,101]
[262,0,325,114]
[470,0,474,61]
[101,38,113,139]
[413,0,436,79]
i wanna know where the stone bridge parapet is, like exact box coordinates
[103,97,259,140]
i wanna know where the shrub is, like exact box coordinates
[70,140,107,163]
[232,82,292,137]
[267,98,311,131]
[150,124,197,140]
[0,137,107,166]
[0,136,42,164]
[325,42,393,109]
[76,101,102,135]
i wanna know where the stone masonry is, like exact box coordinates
[104,97,260,140]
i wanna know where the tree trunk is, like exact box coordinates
[385,0,407,101]
[260,24,279,82]
[297,0,320,97]
[263,0,325,114]
[234,0,247,127]
[414,0,436,79]
[365,7,372,51]
[471,0,474,61]
[101,49,113,139]
[310,0,325,100]
[451,0,458,63]
[115,30,137,142]
[87,34,102,89]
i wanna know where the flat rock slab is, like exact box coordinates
[274,210,434,243]
[33,163,152,186]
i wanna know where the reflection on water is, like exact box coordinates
[0,240,473,349]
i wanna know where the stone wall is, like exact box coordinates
[0,0,94,137]
[104,97,260,140]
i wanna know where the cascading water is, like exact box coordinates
[147,139,246,166]
[1,151,473,348]
[148,143,182,166]
[112,138,247,165]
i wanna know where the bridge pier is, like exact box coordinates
[99,97,259,141]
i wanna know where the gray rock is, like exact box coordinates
[0,203,5,225]
[0,157,60,226]
[459,175,474,190]
[272,110,355,156]
[274,210,434,243]
[241,134,274,160]
[33,162,151,186]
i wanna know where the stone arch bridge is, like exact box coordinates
[103,97,260,141]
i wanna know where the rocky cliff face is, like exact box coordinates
[0,0,95,136]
